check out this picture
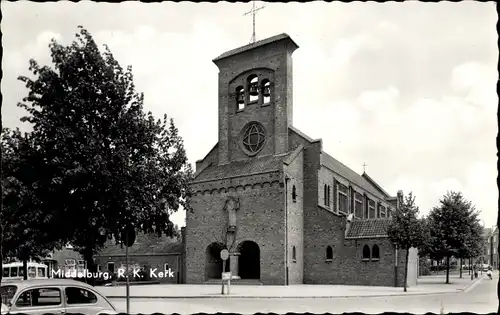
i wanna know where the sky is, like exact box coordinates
[1,1,498,229]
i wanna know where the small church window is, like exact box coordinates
[324,184,328,206]
[354,192,363,218]
[338,184,348,213]
[362,245,370,261]
[368,199,376,218]
[292,185,297,203]
[379,205,387,218]
[328,186,331,207]
[248,75,259,103]
[326,246,333,261]
[261,79,271,104]
[372,245,380,261]
[236,86,245,111]
[364,197,369,219]
[292,246,297,262]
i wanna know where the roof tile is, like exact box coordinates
[193,154,287,182]
[346,218,392,239]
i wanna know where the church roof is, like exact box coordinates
[193,154,286,182]
[346,218,392,239]
[289,126,393,201]
[321,152,388,200]
[361,172,391,198]
[213,33,298,62]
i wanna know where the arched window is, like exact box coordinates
[247,75,259,103]
[326,246,333,261]
[292,185,297,203]
[372,245,380,261]
[362,244,371,261]
[235,86,245,111]
[261,79,271,104]
[292,246,297,262]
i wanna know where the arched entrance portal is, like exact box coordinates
[237,241,260,279]
[205,242,229,280]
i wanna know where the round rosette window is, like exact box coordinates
[241,122,266,156]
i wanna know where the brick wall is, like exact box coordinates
[300,138,325,284]
[186,173,286,285]
[340,238,406,287]
[284,147,304,284]
[302,207,406,288]
[214,37,298,164]
[303,206,345,284]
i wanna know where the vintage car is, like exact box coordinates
[1,278,118,315]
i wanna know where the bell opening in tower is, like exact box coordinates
[261,79,271,105]
[248,75,259,103]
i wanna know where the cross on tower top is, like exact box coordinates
[243,1,266,44]
[362,163,367,173]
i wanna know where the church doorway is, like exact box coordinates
[237,241,260,279]
[205,242,229,280]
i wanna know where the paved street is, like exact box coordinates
[108,274,498,314]
[100,273,485,298]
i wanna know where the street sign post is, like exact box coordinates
[220,249,229,295]
[222,272,232,294]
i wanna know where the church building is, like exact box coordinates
[185,33,413,287]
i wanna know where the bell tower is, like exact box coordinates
[212,34,299,165]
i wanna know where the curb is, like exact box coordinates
[105,276,485,300]
[463,275,485,293]
[105,290,461,300]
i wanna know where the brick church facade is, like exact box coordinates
[185,34,412,287]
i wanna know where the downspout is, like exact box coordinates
[284,175,290,286]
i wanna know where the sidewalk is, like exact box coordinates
[99,274,485,299]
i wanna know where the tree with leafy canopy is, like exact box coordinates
[15,26,193,282]
[1,128,66,282]
[387,192,426,292]
[456,208,484,279]
[426,191,482,284]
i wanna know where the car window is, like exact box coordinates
[2,268,9,278]
[15,288,62,307]
[65,287,98,305]
[10,267,18,277]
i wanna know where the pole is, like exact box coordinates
[126,233,130,314]
[221,260,226,295]
[252,1,256,43]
